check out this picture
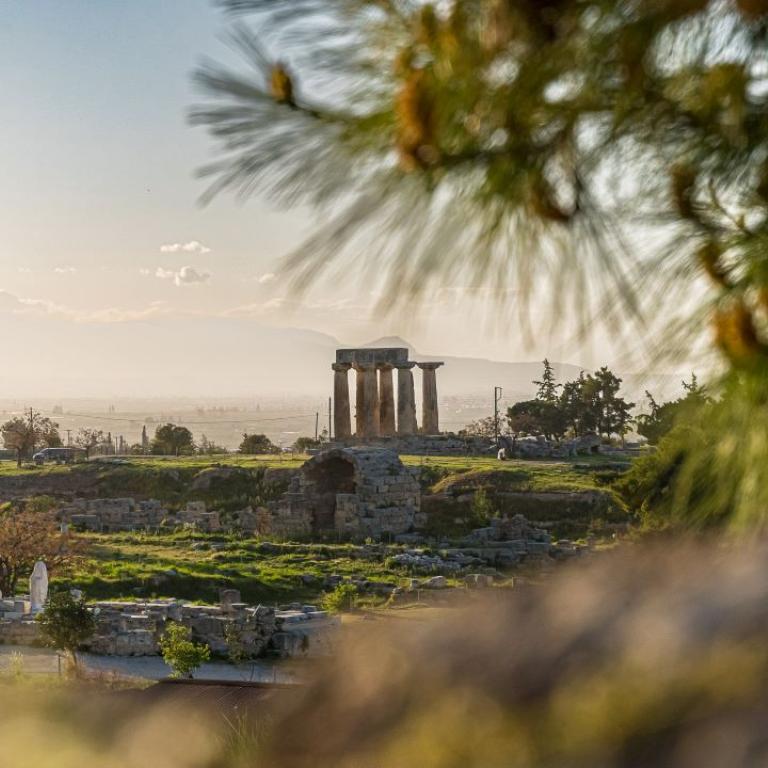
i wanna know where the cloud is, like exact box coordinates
[154,266,211,287]
[53,266,77,274]
[258,272,276,285]
[159,240,211,255]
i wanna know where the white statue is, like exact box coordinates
[29,560,49,613]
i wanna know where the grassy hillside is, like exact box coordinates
[60,532,462,605]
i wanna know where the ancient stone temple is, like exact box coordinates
[332,348,444,439]
[263,447,422,540]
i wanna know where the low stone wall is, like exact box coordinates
[59,498,224,533]
[0,596,340,659]
[330,434,493,456]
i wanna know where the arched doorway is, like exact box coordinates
[304,456,356,532]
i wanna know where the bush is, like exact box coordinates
[322,583,358,613]
[37,590,96,667]
[159,622,211,679]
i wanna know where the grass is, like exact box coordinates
[1,454,628,601]
[0,453,308,476]
[60,532,456,606]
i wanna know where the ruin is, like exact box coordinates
[263,447,422,540]
[332,348,444,440]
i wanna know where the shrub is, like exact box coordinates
[37,590,96,668]
[322,583,358,613]
[159,622,211,679]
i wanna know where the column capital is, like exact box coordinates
[376,362,394,371]
[352,362,376,372]
[332,362,352,372]
[416,361,444,371]
[394,361,417,370]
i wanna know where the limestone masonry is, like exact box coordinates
[262,447,423,540]
[332,347,444,440]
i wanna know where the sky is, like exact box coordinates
[0,1,691,397]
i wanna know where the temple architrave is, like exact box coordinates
[332,348,444,439]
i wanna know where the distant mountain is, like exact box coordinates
[0,305,684,402]
[355,337,582,399]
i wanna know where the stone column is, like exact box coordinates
[332,363,352,440]
[378,364,396,436]
[417,362,444,435]
[354,363,380,438]
[396,362,418,435]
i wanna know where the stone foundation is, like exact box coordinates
[0,596,339,659]
[264,447,422,541]
[59,498,222,533]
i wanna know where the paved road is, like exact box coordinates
[0,645,300,683]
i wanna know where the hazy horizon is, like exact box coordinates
[1,1,700,399]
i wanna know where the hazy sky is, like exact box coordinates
[0,1,684,396]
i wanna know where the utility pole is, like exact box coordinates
[315,412,319,441]
[328,397,332,441]
[65,429,72,446]
[494,386,503,446]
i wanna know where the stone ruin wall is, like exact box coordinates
[264,447,423,541]
[0,593,339,659]
[57,498,259,534]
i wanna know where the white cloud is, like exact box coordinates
[160,240,211,255]
[154,265,211,287]
[53,266,77,274]
[175,266,210,286]
[257,272,276,285]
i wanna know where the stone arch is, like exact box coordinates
[303,452,358,532]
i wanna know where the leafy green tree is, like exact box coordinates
[159,622,211,679]
[151,424,195,456]
[37,590,96,669]
[239,433,277,454]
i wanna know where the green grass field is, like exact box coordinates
[1,453,628,604]
[60,532,463,606]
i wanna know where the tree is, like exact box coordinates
[1,411,61,466]
[159,622,211,679]
[534,360,561,403]
[0,498,82,597]
[239,433,277,454]
[591,367,635,442]
[37,590,96,669]
[74,428,105,460]
[199,434,228,455]
[150,424,195,456]
[292,436,320,452]
[460,416,497,439]
[637,375,710,446]
[192,1,768,531]
[192,2,768,361]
